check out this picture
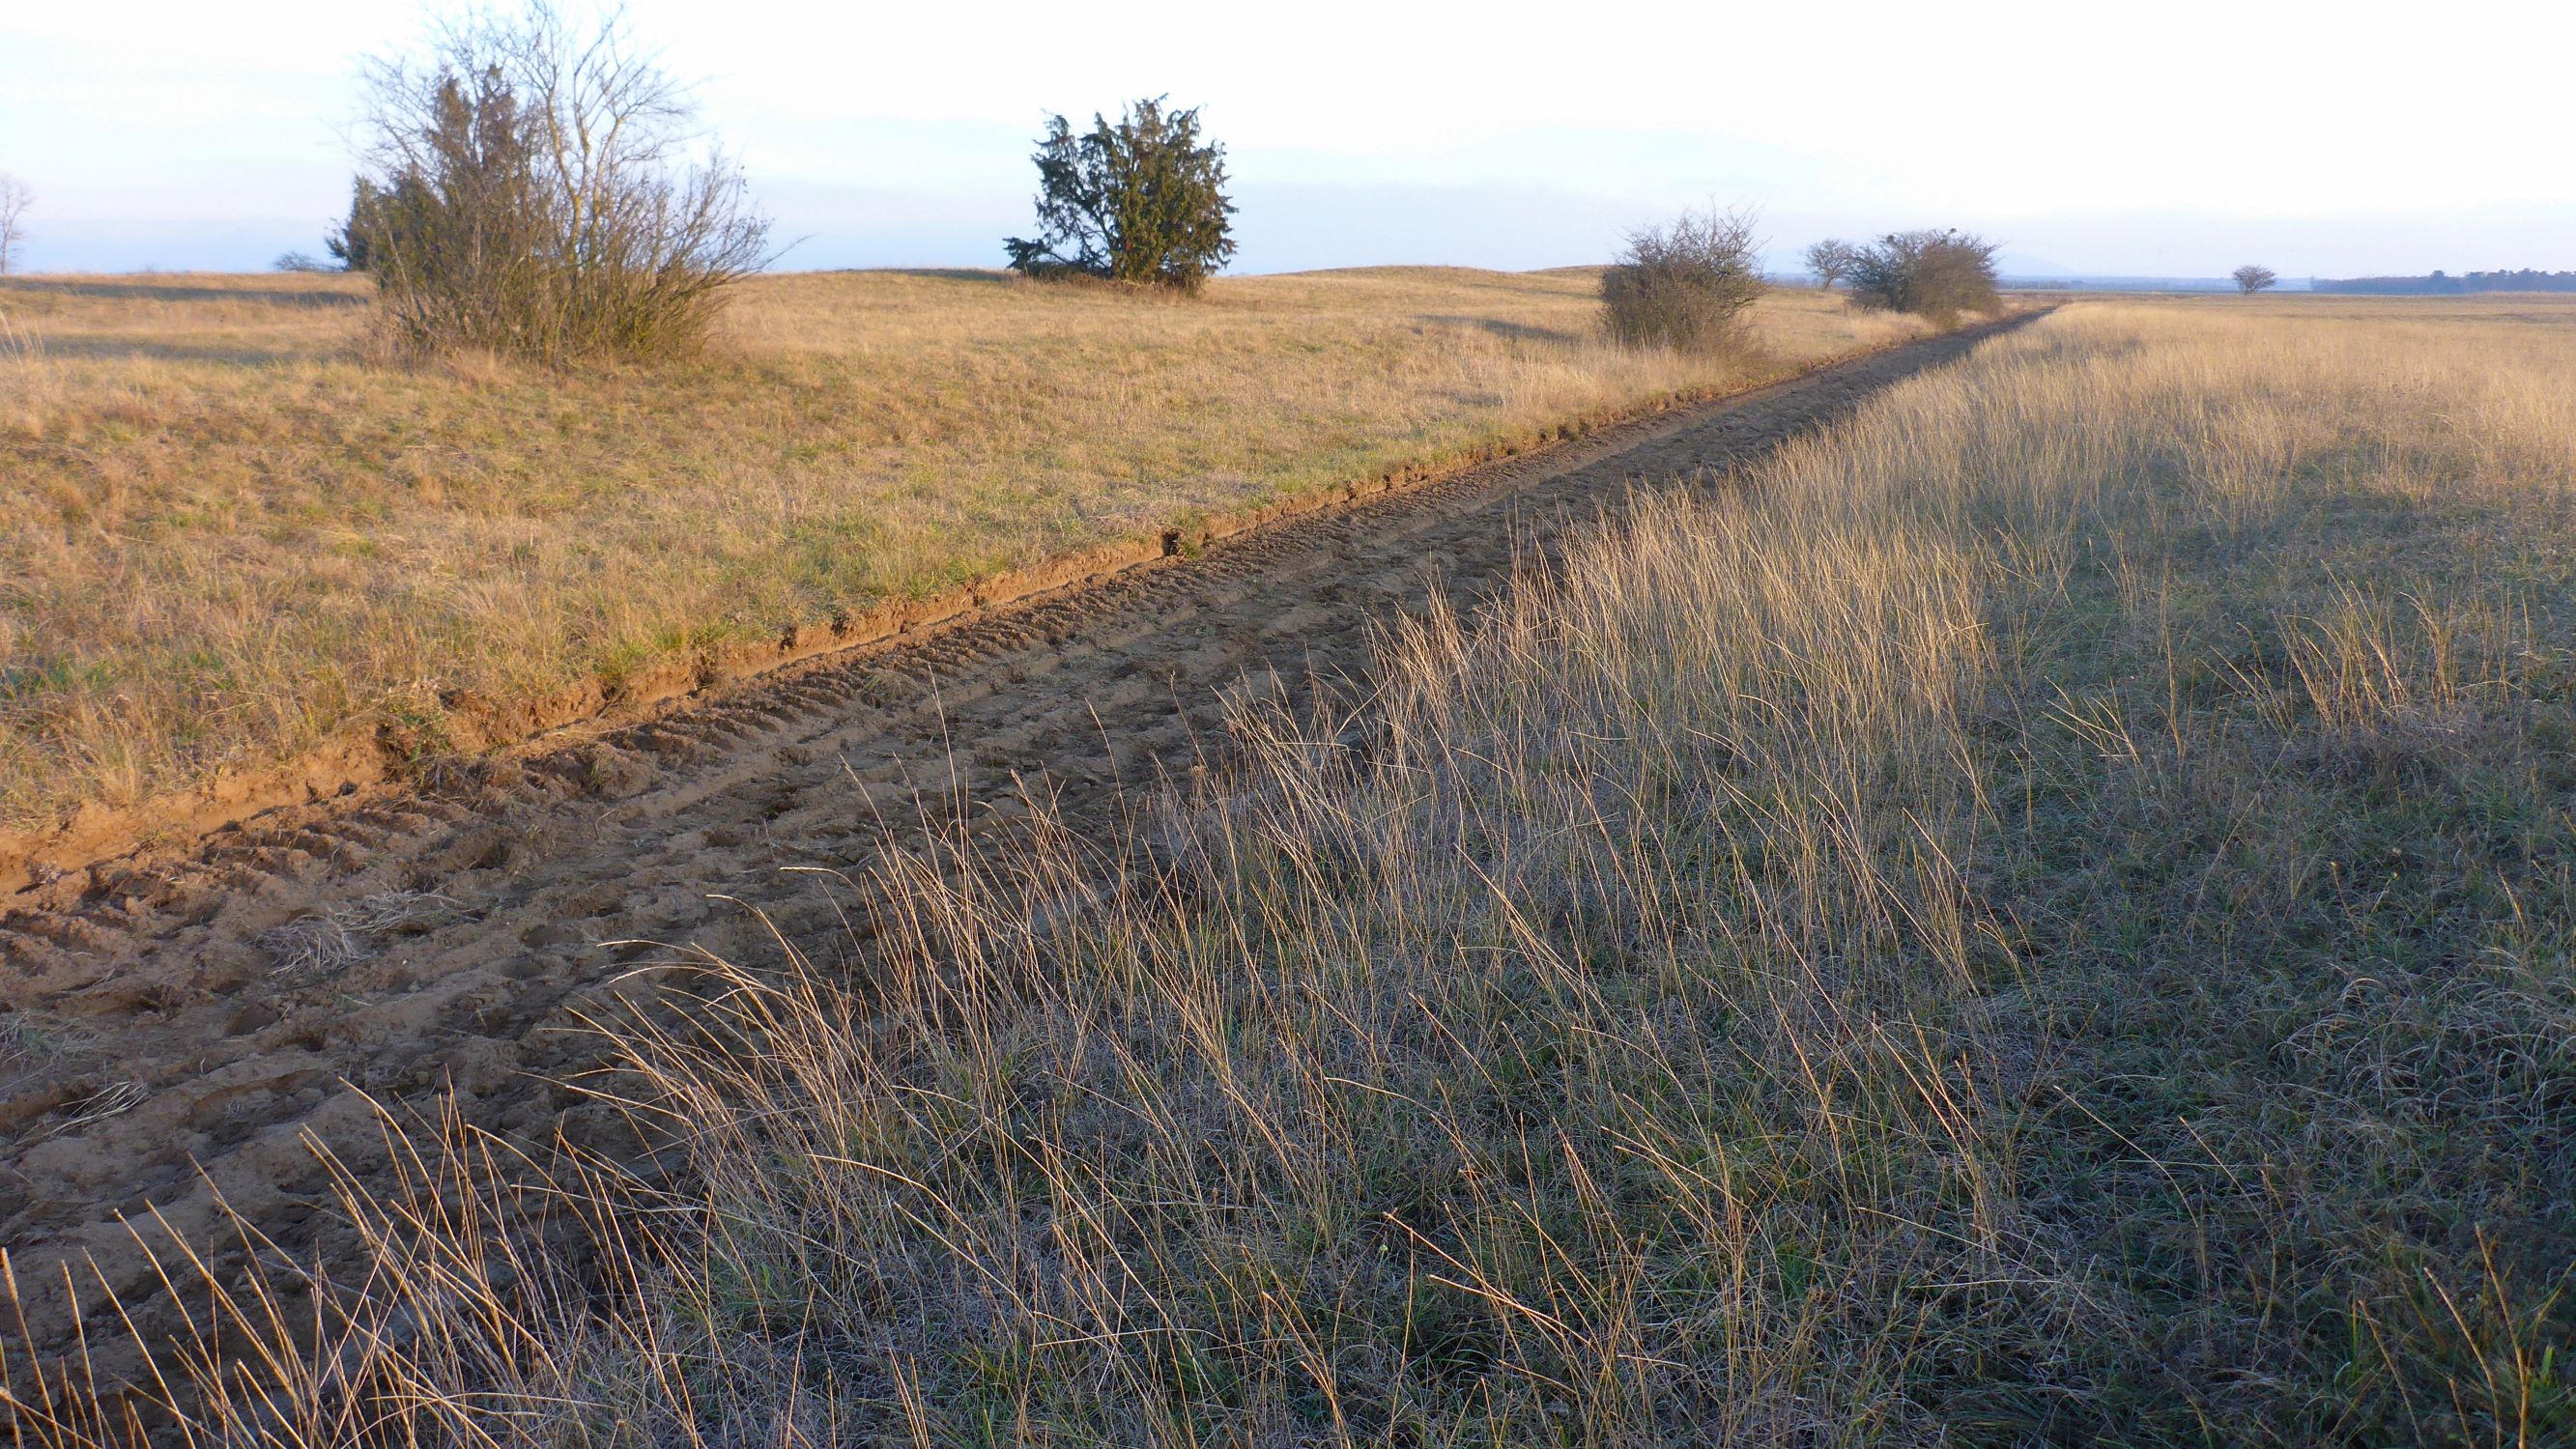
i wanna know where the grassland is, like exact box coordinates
[0,268,1922,842]
[11,295,2571,1444]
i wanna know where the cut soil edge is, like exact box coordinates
[0,310,2035,898]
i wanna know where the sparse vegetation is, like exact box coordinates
[2234,262,2278,294]
[1847,227,2002,322]
[350,1,768,362]
[1004,96,1237,290]
[1600,206,1766,353]
[1803,237,1858,291]
[0,268,1921,837]
[0,174,31,275]
[8,298,2572,1445]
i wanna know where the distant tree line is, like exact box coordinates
[2313,270,2576,295]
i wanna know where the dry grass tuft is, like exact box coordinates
[253,890,472,978]
[9,296,2573,1445]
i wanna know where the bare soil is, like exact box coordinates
[0,317,2031,1380]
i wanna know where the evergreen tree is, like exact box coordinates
[1005,97,1236,291]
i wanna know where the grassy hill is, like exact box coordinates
[0,268,1919,847]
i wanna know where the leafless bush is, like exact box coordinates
[355,2,770,364]
[2233,264,2278,295]
[1601,206,1765,355]
[1846,229,2001,323]
[1804,238,1859,291]
[0,174,31,275]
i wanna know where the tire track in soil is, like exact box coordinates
[0,314,2037,1379]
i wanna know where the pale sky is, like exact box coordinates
[4,0,2571,277]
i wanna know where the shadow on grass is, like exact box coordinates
[29,337,340,365]
[1418,314,1589,345]
[0,278,369,308]
[868,268,1020,286]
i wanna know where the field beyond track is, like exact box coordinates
[0,268,1917,850]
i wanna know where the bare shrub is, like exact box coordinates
[0,174,31,275]
[2234,264,2279,295]
[354,2,769,364]
[1601,205,1765,354]
[1805,237,1859,291]
[1847,228,2002,322]
[1005,97,1236,291]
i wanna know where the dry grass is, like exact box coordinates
[11,296,2575,1445]
[253,890,472,979]
[0,267,1922,835]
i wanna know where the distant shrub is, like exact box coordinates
[2232,264,2278,295]
[1804,238,1860,292]
[353,2,769,364]
[1601,207,1765,354]
[0,173,30,276]
[1847,230,2002,322]
[1005,97,1236,292]
[326,178,387,272]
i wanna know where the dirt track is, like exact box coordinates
[0,315,2033,1371]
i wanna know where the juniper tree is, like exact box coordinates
[1004,97,1236,291]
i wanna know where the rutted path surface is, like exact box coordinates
[0,315,2033,1372]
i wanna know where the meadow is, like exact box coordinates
[10,294,2571,1444]
[0,268,1918,845]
